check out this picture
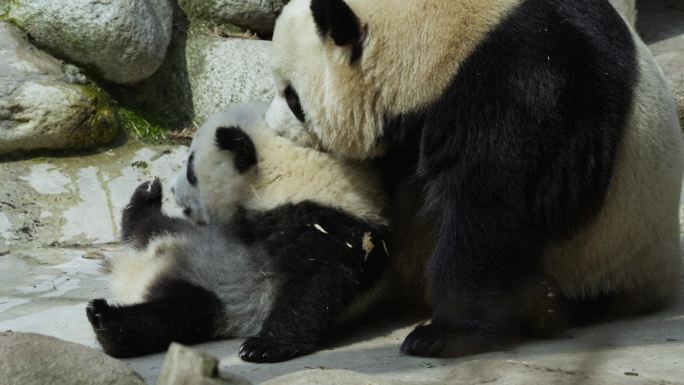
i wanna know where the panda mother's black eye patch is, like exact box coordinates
[284,85,306,123]
[187,152,198,186]
[215,126,257,173]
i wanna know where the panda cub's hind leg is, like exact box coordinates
[121,179,193,249]
[86,278,225,358]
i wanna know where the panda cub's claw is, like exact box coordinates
[239,336,316,363]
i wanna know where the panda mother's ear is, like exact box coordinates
[215,126,257,173]
[311,0,363,62]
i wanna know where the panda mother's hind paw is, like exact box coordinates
[239,336,317,363]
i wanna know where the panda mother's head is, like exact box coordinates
[266,0,385,159]
[172,103,264,224]
[268,0,461,159]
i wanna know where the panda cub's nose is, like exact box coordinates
[170,186,175,195]
[183,208,191,216]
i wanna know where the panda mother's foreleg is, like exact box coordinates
[401,194,543,357]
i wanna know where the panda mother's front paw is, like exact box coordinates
[239,336,317,363]
[129,178,163,209]
[401,323,506,358]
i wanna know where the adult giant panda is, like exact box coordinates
[86,102,390,362]
[265,0,684,357]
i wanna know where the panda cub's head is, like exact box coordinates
[174,101,387,228]
[172,102,266,225]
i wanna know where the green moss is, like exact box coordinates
[131,160,149,169]
[117,107,173,142]
[78,83,121,147]
[1,0,26,29]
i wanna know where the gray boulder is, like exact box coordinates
[187,34,275,123]
[7,0,173,84]
[0,22,120,156]
[0,331,146,385]
[179,0,288,37]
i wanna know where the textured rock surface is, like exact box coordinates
[7,0,173,84]
[158,344,251,385]
[179,0,287,37]
[609,0,637,26]
[0,332,145,385]
[187,34,274,123]
[637,0,684,125]
[0,22,119,156]
[261,362,679,385]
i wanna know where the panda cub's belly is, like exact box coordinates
[109,226,281,337]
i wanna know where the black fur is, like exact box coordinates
[121,179,193,249]
[86,279,224,358]
[186,152,198,186]
[284,85,306,123]
[215,126,257,173]
[310,0,363,62]
[235,201,389,362]
[380,0,637,357]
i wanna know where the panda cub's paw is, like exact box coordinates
[86,299,122,355]
[239,336,317,363]
[86,299,134,358]
[86,298,109,329]
[129,178,163,209]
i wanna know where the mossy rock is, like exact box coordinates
[0,22,122,157]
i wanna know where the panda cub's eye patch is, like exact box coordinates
[284,85,306,123]
[187,152,198,186]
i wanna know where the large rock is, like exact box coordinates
[187,34,275,123]
[609,0,636,26]
[157,344,251,385]
[7,0,173,84]
[179,0,287,37]
[0,22,119,156]
[0,332,146,385]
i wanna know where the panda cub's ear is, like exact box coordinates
[215,126,257,173]
[310,0,363,62]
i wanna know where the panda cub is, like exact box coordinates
[86,102,389,362]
